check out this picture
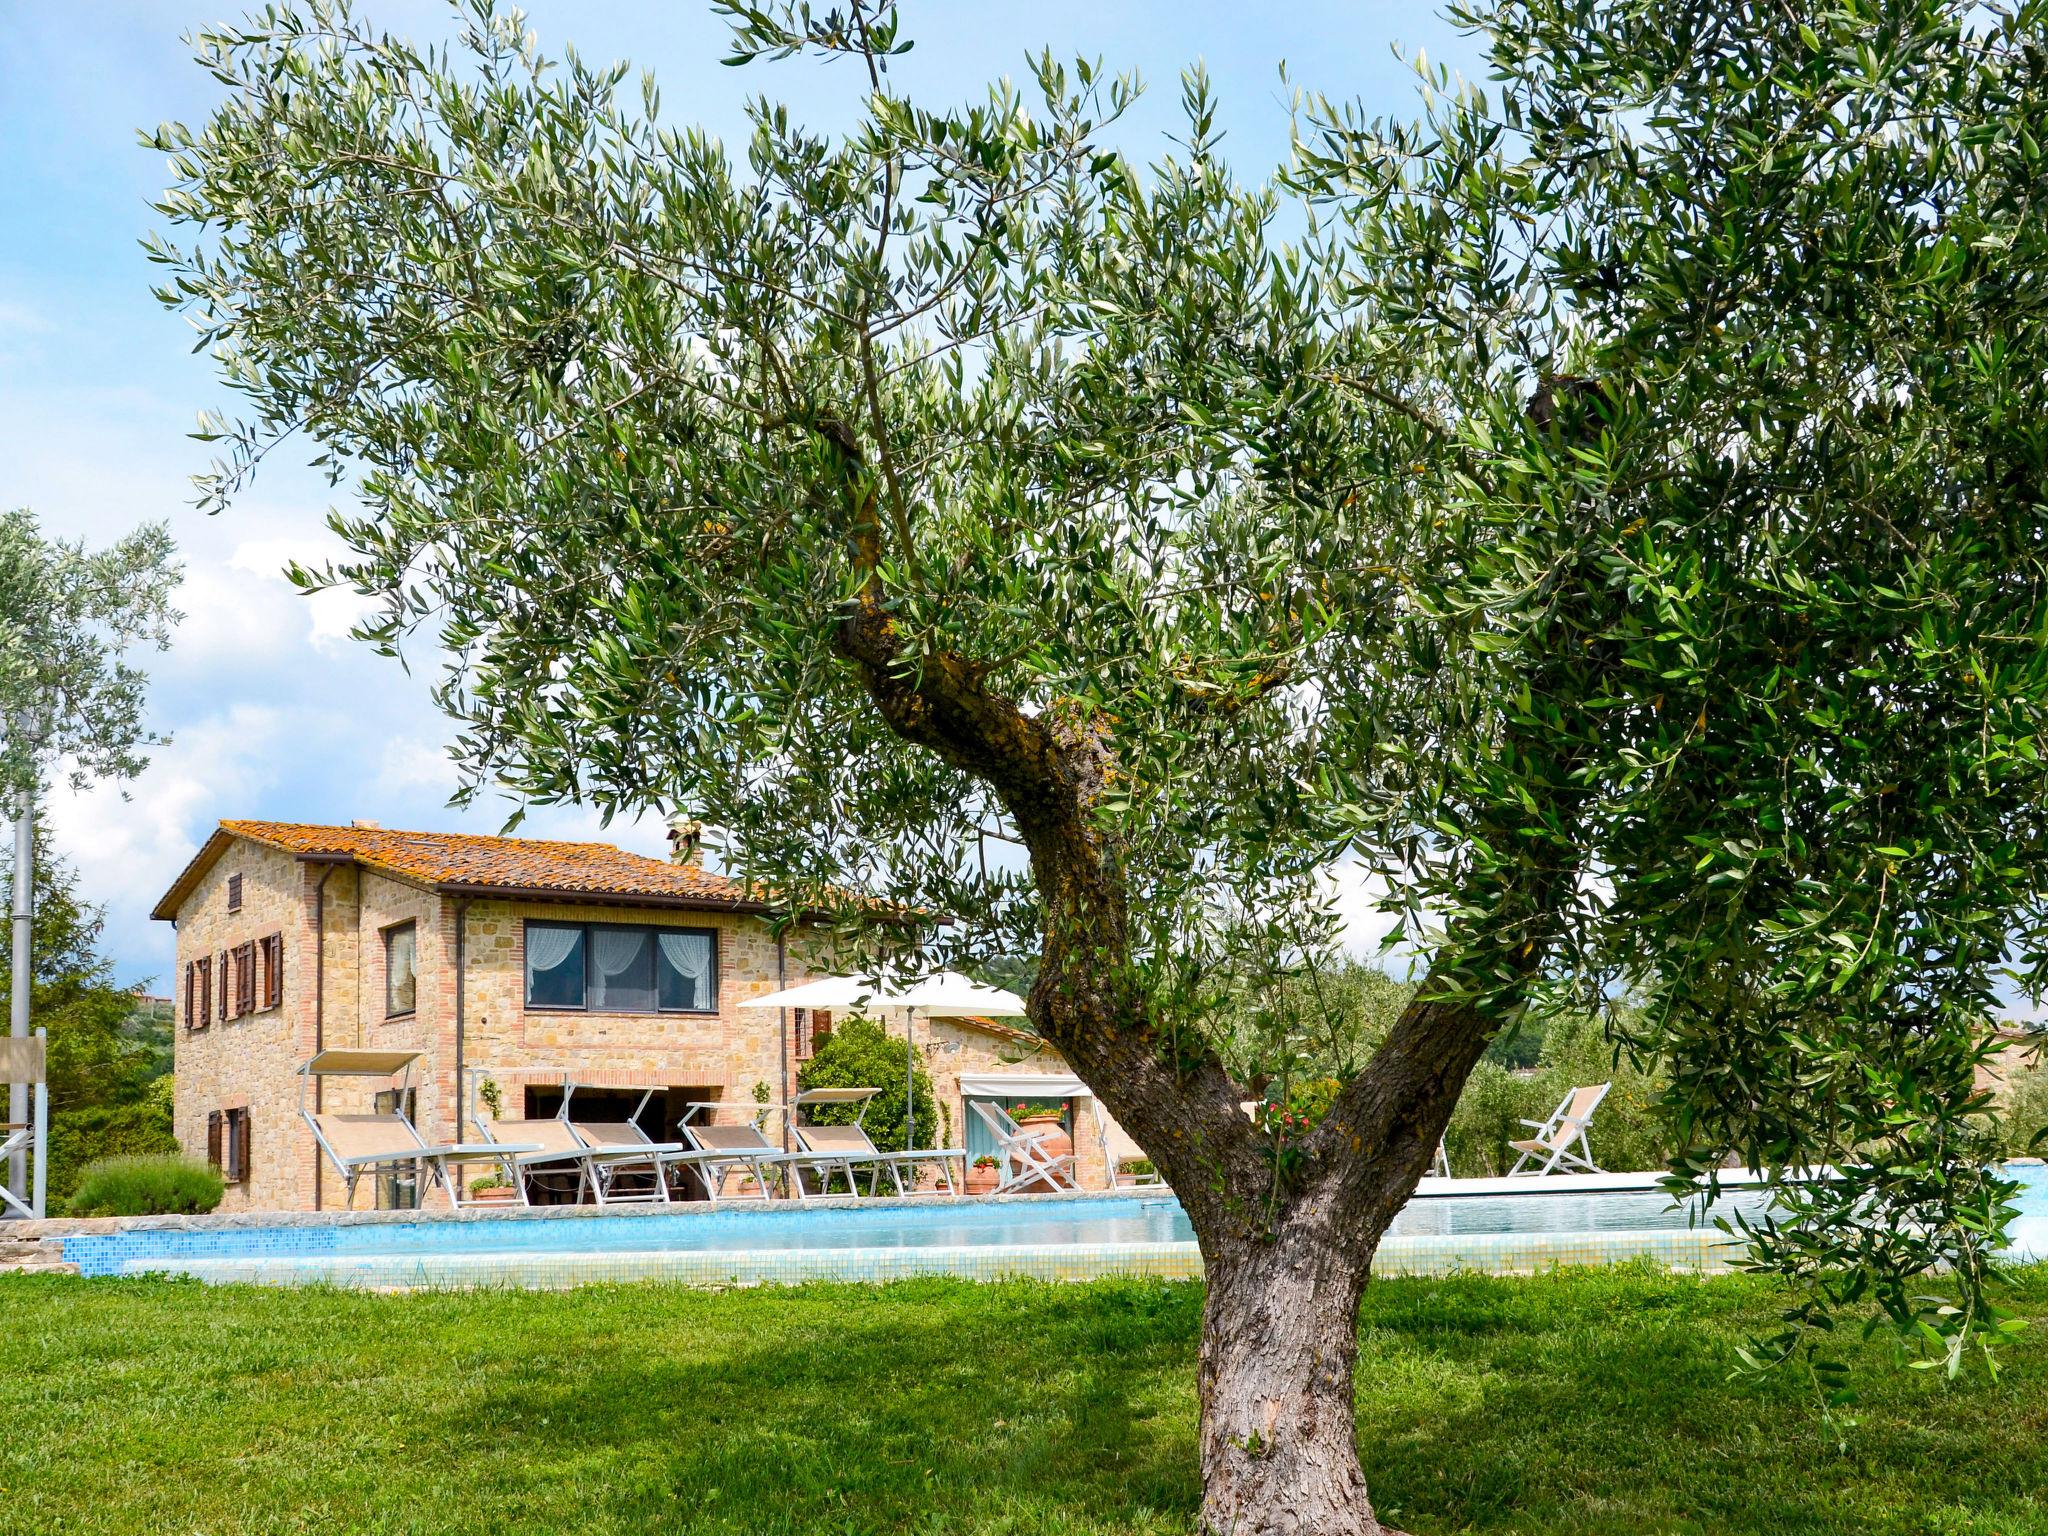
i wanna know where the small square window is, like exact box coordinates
[385,922,417,1017]
[227,873,243,912]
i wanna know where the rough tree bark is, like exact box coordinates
[826,430,1554,1535]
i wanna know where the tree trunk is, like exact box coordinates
[1196,1221,1396,1536]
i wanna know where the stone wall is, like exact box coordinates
[169,835,1104,1208]
[169,840,317,1212]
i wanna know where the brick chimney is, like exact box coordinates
[666,815,705,868]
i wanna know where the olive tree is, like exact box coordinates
[150,1,2048,1529]
[0,510,179,813]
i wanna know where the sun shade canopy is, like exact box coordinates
[959,1072,1092,1100]
[738,970,1027,1016]
[794,1087,879,1104]
[301,1048,422,1077]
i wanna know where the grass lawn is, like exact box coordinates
[2,1265,2045,1535]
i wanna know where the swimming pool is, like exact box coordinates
[38,1163,2046,1289]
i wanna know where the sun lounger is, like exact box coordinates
[299,1050,535,1210]
[564,1082,709,1203]
[677,1102,805,1203]
[1507,1082,1611,1176]
[790,1088,962,1198]
[970,1099,1079,1194]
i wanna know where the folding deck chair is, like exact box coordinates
[300,1050,535,1210]
[1507,1082,1611,1176]
[789,1087,963,1198]
[677,1102,805,1203]
[1094,1102,1167,1192]
[970,1100,1080,1194]
[0,1032,47,1219]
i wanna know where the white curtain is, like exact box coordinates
[590,928,649,1009]
[659,931,712,1008]
[525,925,582,974]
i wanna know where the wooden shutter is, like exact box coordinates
[194,957,211,1031]
[206,1110,223,1169]
[227,873,243,912]
[262,934,283,1009]
[814,1009,833,1046]
[217,952,230,1021]
[184,962,195,1031]
[235,943,256,1016]
[233,1111,251,1185]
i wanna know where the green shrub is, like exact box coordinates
[1442,1011,1673,1176]
[796,1016,945,1152]
[67,1154,224,1217]
[1994,1052,2048,1159]
[46,1077,177,1203]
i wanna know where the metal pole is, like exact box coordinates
[30,1028,46,1220]
[905,1008,916,1152]
[7,798,31,1204]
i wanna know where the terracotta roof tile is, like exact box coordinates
[151,819,784,920]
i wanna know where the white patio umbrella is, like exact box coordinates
[739,970,1028,1148]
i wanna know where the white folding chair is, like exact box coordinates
[1095,1103,1166,1192]
[970,1100,1079,1194]
[0,1030,45,1219]
[1507,1082,1611,1176]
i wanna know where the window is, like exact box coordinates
[384,922,417,1017]
[260,933,283,1009]
[524,921,717,1013]
[794,1008,834,1061]
[207,1107,251,1184]
[226,873,243,912]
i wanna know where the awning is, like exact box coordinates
[959,1072,1092,1100]
[300,1048,421,1076]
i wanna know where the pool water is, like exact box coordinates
[50,1164,2047,1285]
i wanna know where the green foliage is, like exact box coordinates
[0,508,179,813]
[150,0,2048,1393]
[1443,1012,1669,1177]
[2,852,174,1200]
[65,1153,223,1217]
[795,1015,943,1153]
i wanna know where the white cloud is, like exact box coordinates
[43,703,293,988]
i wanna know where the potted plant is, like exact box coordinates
[966,1154,1001,1195]
[468,1171,516,1204]
[1009,1099,1072,1163]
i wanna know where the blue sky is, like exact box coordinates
[3,2,1479,989]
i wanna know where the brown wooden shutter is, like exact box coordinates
[195,957,211,1030]
[184,962,195,1032]
[227,873,243,912]
[234,1111,251,1185]
[263,934,283,1009]
[814,1009,833,1046]
[206,1110,223,1169]
[237,943,256,1015]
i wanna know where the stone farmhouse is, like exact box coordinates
[152,819,1103,1211]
